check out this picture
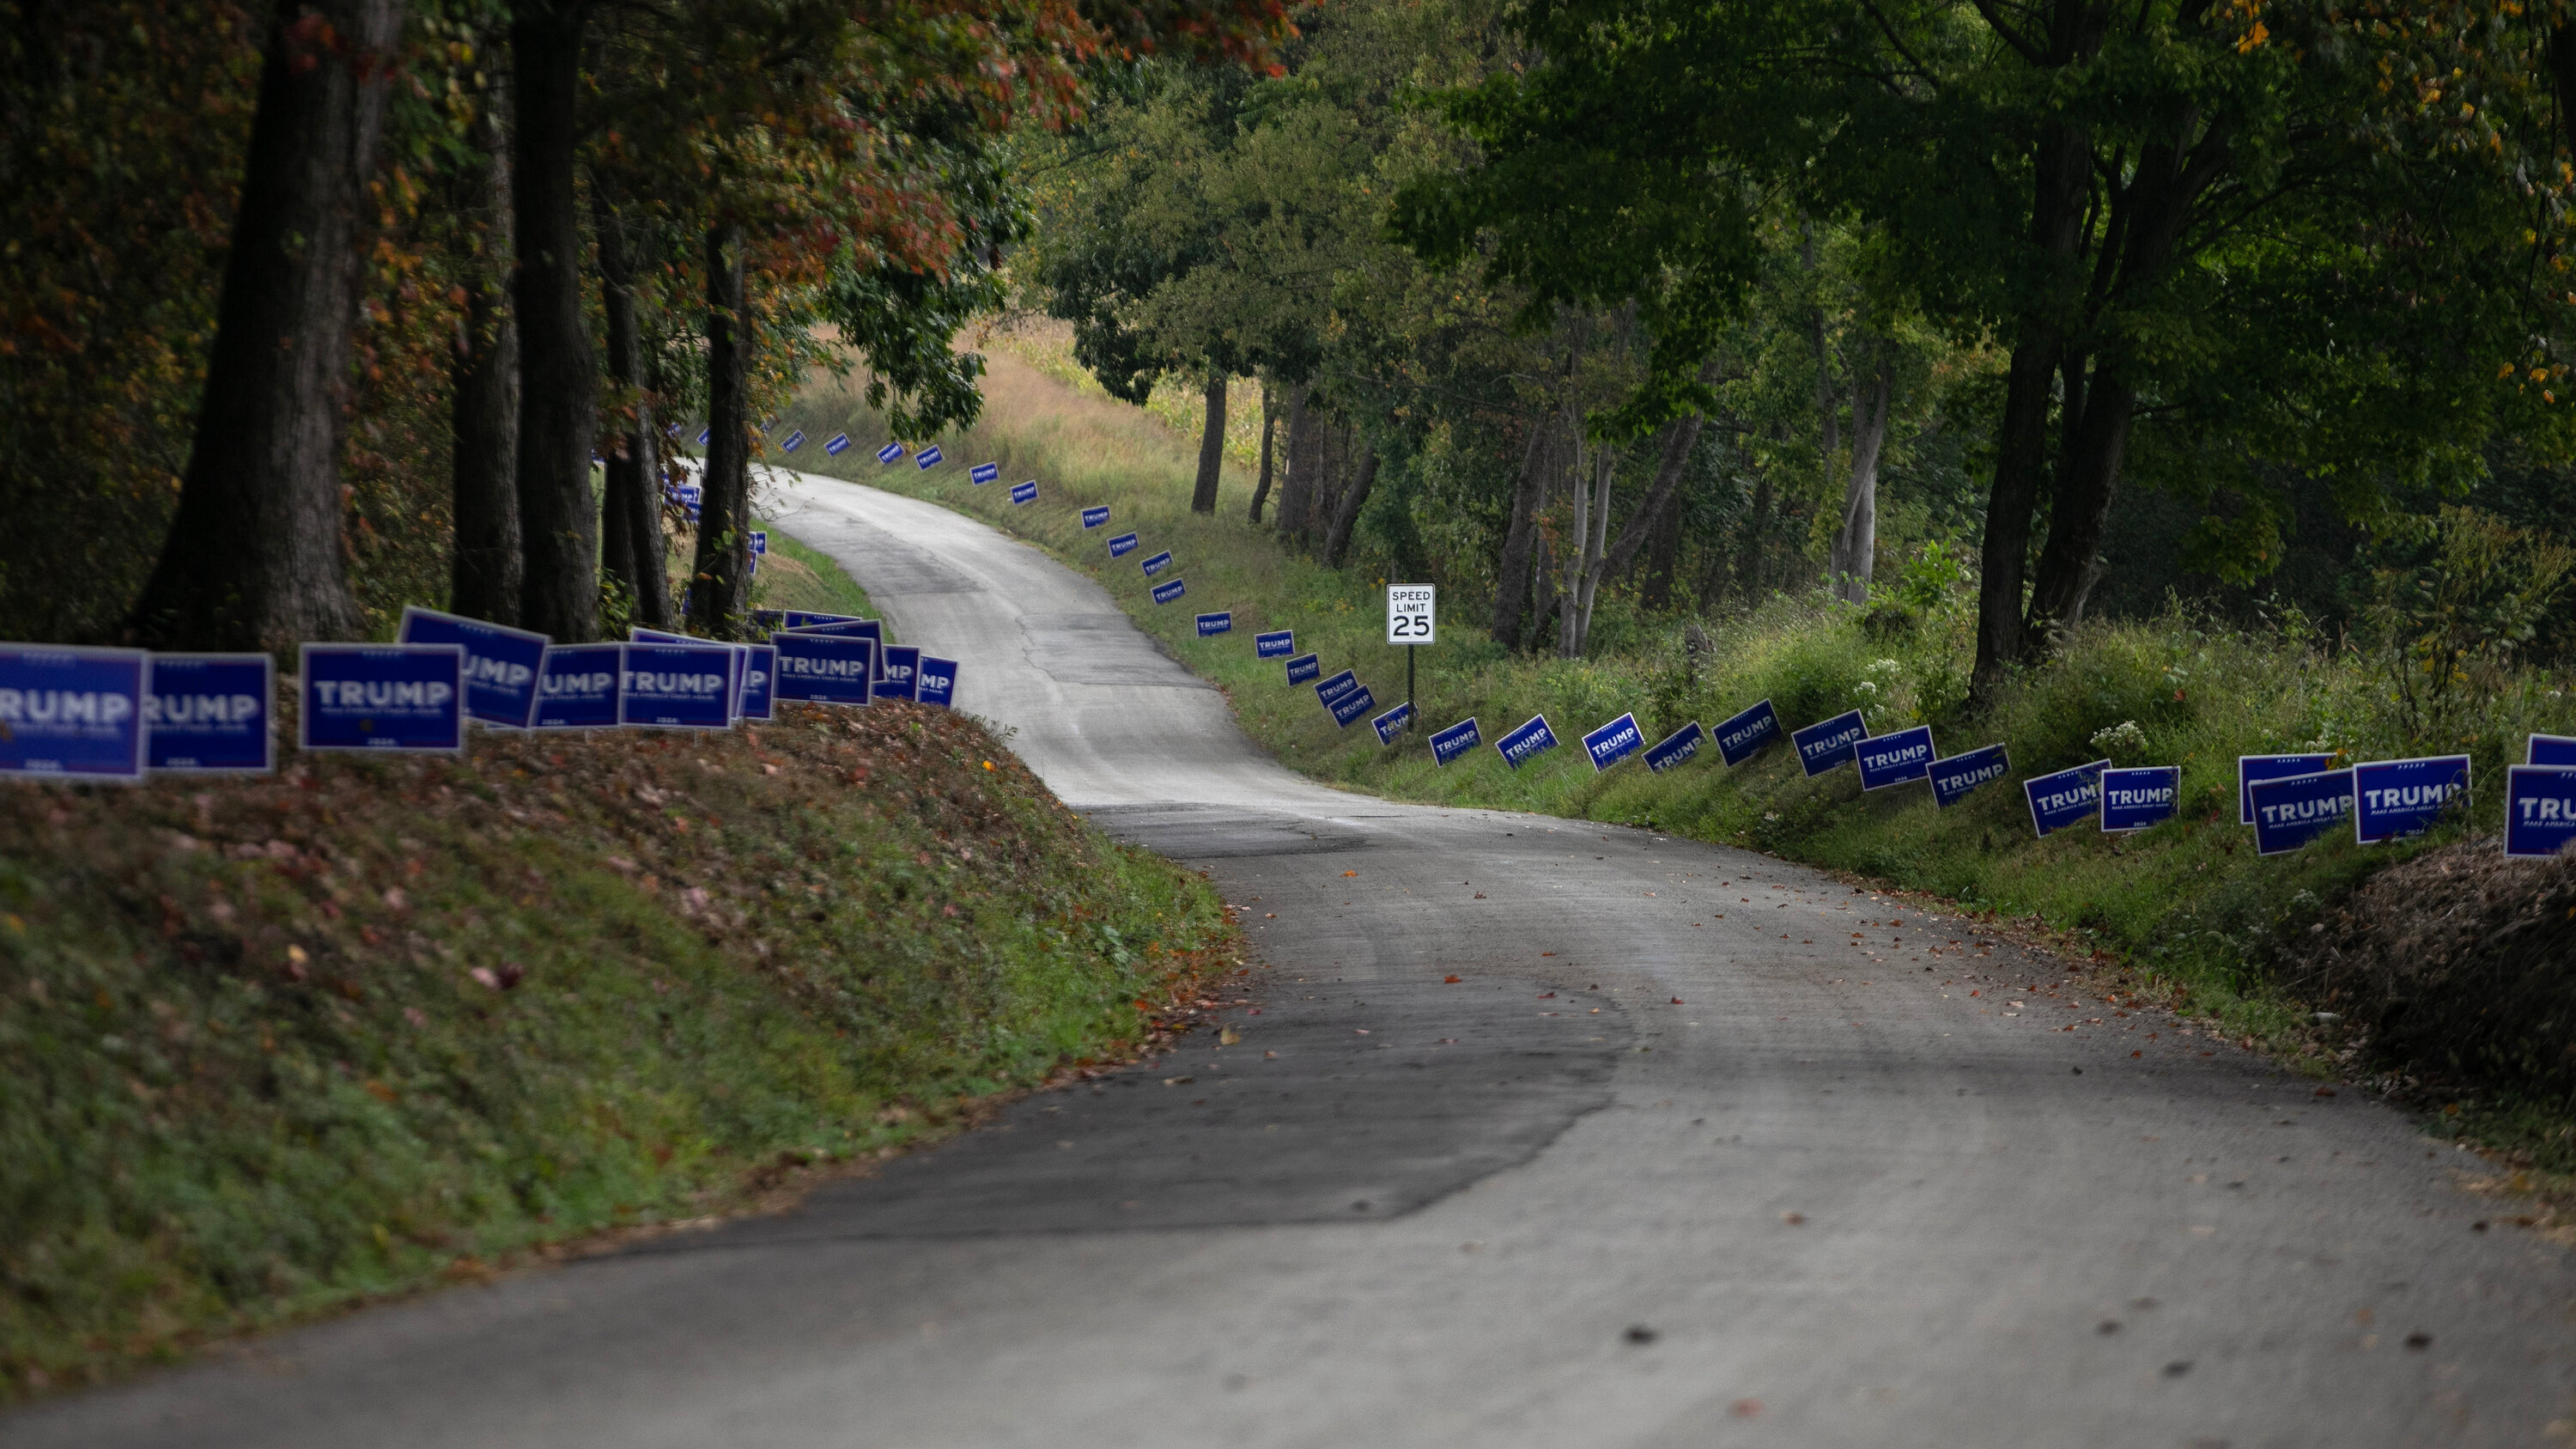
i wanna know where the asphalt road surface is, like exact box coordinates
[18,470,2574,1447]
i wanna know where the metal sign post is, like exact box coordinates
[1387,584,1435,732]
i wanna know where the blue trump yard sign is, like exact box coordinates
[750,532,766,555]
[783,611,858,628]
[1644,721,1704,773]
[399,605,547,728]
[1929,743,2011,809]
[2251,768,2354,855]
[2100,766,2179,833]
[1854,725,1935,791]
[1109,533,1140,558]
[1081,506,1110,529]
[2024,758,2110,839]
[878,441,906,464]
[1285,653,1321,686]
[1011,480,1038,504]
[916,444,944,469]
[915,656,958,709]
[1329,685,1376,728]
[1197,612,1232,637]
[2354,754,2470,843]
[1151,578,1186,605]
[532,644,623,730]
[786,618,883,679]
[0,645,146,781]
[738,644,775,721]
[1583,713,1644,772]
[1793,709,1869,776]
[1373,702,1413,743]
[972,462,1000,484]
[1714,699,1782,766]
[697,427,712,446]
[770,632,877,705]
[621,643,735,730]
[1140,550,1174,577]
[2239,753,2336,825]
[824,433,851,456]
[1315,669,1358,706]
[2532,734,2576,766]
[2506,765,2576,858]
[1255,630,1295,659]
[1431,717,1482,766]
[145,653,271,773]
[301,644,464,753]
[1495,715,1559,770]
[781,429,805,453]
[873,645,920,703]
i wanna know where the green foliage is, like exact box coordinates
[2365,505,2576,746]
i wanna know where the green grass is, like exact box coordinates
[777,343,2576,1092]
[0,701,1234,1399]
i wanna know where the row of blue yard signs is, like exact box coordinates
[0,605,962,783]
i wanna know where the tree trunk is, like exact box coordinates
[1190,368,1227,514]
[1490,411,1552,648]
[1565,443,1619,656]
[510,0,598,641]
[126,0,398,651]
[1640,481,1683,611]
[689,223,752,632]
[1731,465,1774,601]
[594,190,667,628]
[1275,387,1315,547]
[1829,344,1893,605]
[448,83,520,625]
[1602,411,1704,581]
[1249,383,1276,524]
[1324,447,1379,567]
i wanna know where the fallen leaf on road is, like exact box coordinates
[1343,870,1358,877]
[1443,974,1462,983]
[1219,1027,1241,1045]
[1163,1075,1195,1086]
[1731,1399,1763,1418]
[1537,991,1556,998]
[1353,1028,1370,1035]
[1780,1211,1805,1225]
[1670,997,1683,1004]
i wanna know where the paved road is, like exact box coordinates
[18,472,2574,1447]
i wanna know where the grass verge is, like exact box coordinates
[1,697,1236,1401]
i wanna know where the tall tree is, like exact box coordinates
[450,82,521,625]
[127,0,404,651]
[509,0,598,642]
[690,225,754,630]
[593,189,670,628]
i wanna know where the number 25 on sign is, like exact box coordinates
[1387,585,1436,644]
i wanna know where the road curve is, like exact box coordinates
[16,470,2574,1447]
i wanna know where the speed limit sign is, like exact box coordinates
[1388,585,1436,644]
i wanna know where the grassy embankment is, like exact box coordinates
[0,545,1237,1399]
[775,334,2576,1132]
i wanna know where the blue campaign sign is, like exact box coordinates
[1139,550,1175,577]
[877,441,906,465]
[697,427,712,446]
[738,643,775,721]
[1643,721,1704,773]
[1081,506,1110,529]
[873,645,921,703]
[620,643,735,729]
[1431,716,1482,766]
[1714,699,1783,766]
[301,644,464,753]
[916,444,945,469]
[1196,612,1232,637]
[1583,712,1645,772]
[532,644,623,729]
[399,605,547,728]
[2100,765,2180,833]
[1929,744,2012,809]
[0,645,145,781]
[1329,685,1376,728]
[2024,758,2110,838]
[750,531,766,555]
[2506,765,2576,858]
[770,632,876,705]
[2238,753,2336,825]
[1372,701,1413,743]
[1793,709,1869,776]
[145,653,271,773]
[781,429,805,453]
[1285,653,1321,686]
[1010,480,1038,505]
[824,433,851,456]
[971,462,1000,484]
[2530,734,2576,766]
[2353,754,2470,843]
[784,611,860,630]
[786,617,884,670]
[1151,577,1187,605]
[1854,725,1935,790]
[914,656,958,709]
[2251,768,2355,855]
[1315,668,1359,706]
[629,627,688,643]
[1108,533,1141,558]
[1495,714,1560,770]
[1255,630,1295,660]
